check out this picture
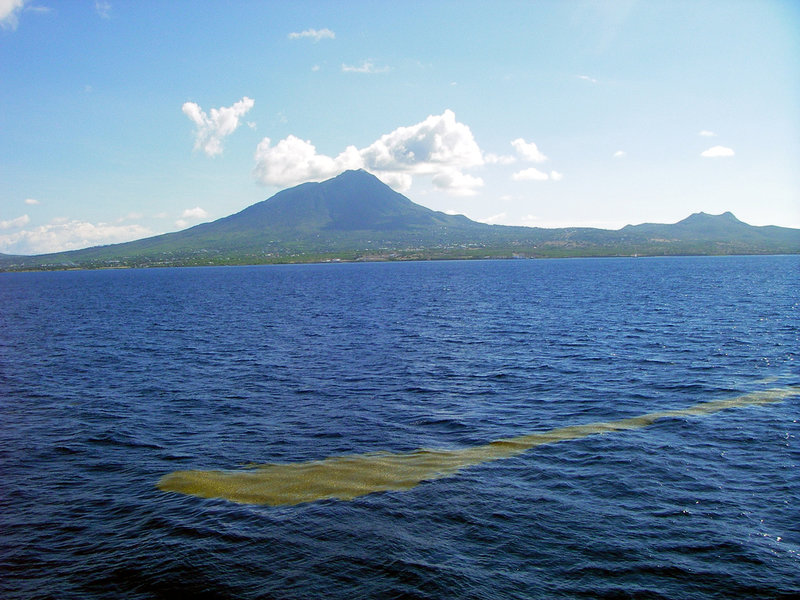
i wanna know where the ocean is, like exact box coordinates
[1,255,798,599]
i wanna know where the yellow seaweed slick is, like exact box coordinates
[158,386,798,506]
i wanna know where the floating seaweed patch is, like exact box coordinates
[157,386,798,506]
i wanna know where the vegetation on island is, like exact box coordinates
[1,170,798,272]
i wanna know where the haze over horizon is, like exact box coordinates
[2,0,798,255]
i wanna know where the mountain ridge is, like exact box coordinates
[1,170,798,271]
[200,169,475,234]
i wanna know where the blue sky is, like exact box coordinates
[1,0,798,254]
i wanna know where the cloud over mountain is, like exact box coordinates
[360,110,483,173]
[175,206,210,228]
[253,110,485,195]
[253,136,363,188]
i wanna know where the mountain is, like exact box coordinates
[1,170,798,271]
[207,168,476,232]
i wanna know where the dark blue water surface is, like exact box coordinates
[1,256,798,599]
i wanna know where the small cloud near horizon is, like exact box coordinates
[512,167,549,181]
[1,214,30,229]
[0,218,152,255]
[699,130,716,137]
[180,207,209,220]
[25,198,40,205]
[175,206,209,229]
[480,212,507,224]
[701,145,735,158]
[116,212,143,223]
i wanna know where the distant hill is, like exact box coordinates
[1,169,798,271]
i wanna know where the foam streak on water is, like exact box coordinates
[158,386,799,506]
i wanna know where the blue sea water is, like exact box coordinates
[1,255,798,599]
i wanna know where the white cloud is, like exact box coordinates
[1,214,30,229]
[701,145,735,158]
[117,212,143,222]
[95,1,110,19]
[511,138,548,163]
[253,136,364,187]
[520,214,542,226]
[699,130,716,137]
[0,219,152,255]
[342,60,390,74]
[431,169,484,196]
[24,197,40,205]
[372,171,413,192]
[550,170,564,181]
[181,207,209,220]
[0,1,50,29]
[613,150,626,158]
[481,212,507,224]
[175,206,210,229]
[0,0,26,30]
[484,153,516,165]
[578,74,598,84]
[253,109,485,196]
[288,28,335,42]
[512,167,549,181]
[360,110,483,173]
[182,96,255,157]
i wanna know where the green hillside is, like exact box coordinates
[1,170,798,271]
